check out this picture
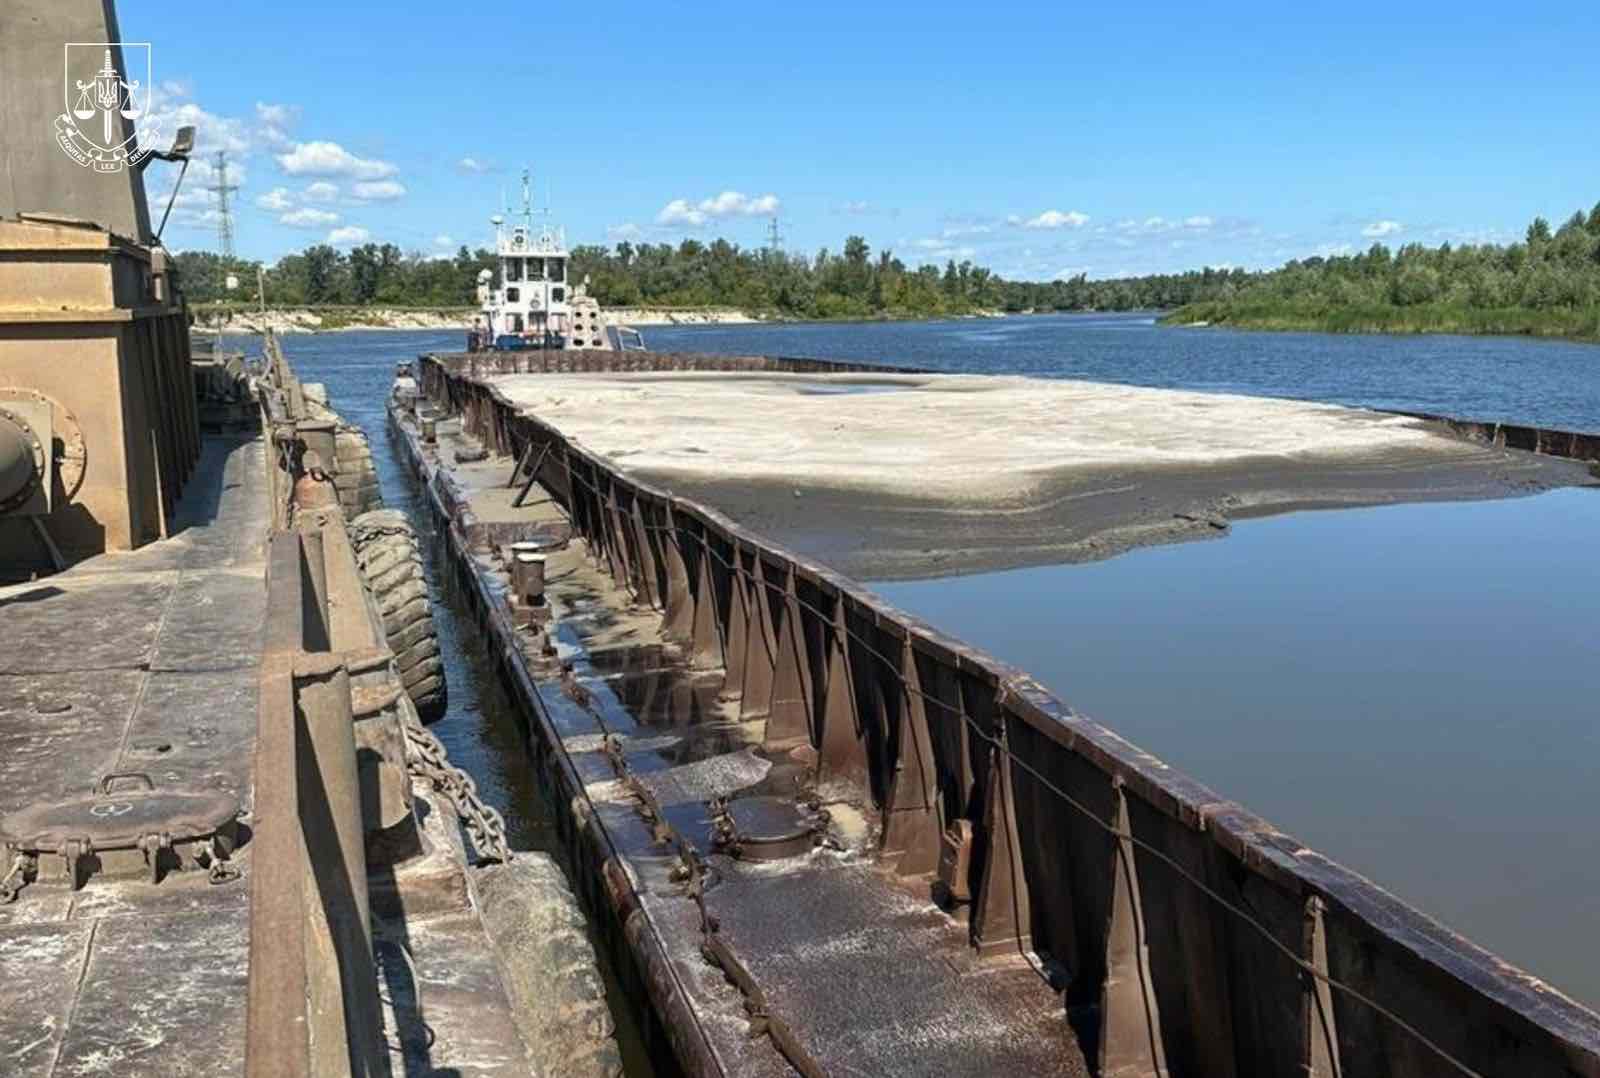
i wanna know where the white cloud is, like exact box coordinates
[1110,214,1224,237]
[656,200,705,227]
[607,223,644,240]
[942,224,992,238]
[254,101,298,149]
[457,156,490,174]
[433,234,455,247]
[1054,266,1092,280]
[1022,209,1090,230]
[700,191,779,216]
[657,190,780,227]
[302,181,339,202]
[144,87,251,157]
[351,180,406,201]
[1362,219,1404,237]
[327,226,371,246]
[276,140,397,179]
[280,207,340,228]
[255,187,293,212]
[255,102,296,128]
[1315,243,1356,258]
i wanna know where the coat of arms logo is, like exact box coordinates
[55,43,161,173]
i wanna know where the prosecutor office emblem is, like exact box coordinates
[55,43,161,173]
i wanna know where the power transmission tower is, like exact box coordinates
[766,214,783,254]
[206,151,238,259]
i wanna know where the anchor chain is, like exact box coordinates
[402,712,511,865]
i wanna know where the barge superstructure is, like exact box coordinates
[0,5,620,1075]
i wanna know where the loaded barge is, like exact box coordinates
[391,349,1600,1077]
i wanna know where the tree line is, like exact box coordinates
[174,201,1600,339]
[1168,204,1600,338]
[174,236,1247,319]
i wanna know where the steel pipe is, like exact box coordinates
[0,412,39,508]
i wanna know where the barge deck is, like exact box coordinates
[395,406,1089,1075]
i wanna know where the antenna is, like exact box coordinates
[206,150,239,260]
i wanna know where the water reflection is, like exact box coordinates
[872,488,1600,1006]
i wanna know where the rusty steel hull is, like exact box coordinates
[405,348,1600,1078]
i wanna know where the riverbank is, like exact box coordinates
[1164,300,1600,342]
[195,305,1017,334]
[196,305,766,334]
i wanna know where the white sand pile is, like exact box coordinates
[490,371,1465,500]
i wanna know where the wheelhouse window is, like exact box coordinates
[503,258,522,282]
[526,258,545,281]
[547,258,566,283]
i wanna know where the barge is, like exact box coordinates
[391,348,1600,1077]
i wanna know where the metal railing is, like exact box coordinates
[245,347,397,1077]
[422,348,1600,1078]
[246,526,387,1078]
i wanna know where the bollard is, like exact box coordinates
[512,551,546,606]
[421,417,437,444]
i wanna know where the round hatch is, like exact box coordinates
[710,796,823,862]
[0,773,240,891]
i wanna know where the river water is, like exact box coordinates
[261,314,1600,1007]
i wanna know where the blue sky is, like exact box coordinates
[125,0,1599,280]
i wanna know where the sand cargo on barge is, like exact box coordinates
[395,347,1600,1077]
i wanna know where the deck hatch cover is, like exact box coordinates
[711,796,825,862]
[0,773,239,890]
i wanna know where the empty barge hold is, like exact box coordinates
[394,349,1600,1077]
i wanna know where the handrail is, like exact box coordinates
[422,348,1600,1078]
[245,525,387,1078]
[245,532,312,1078]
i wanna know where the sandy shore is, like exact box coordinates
[491,370,1596,578]
[605,308,759,326]
[208,306,758,334]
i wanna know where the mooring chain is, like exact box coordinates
[401,713,512,865]
[0,850,35,904]
[348,521,414,547]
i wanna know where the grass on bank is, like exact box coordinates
[1164,300,1600,341]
